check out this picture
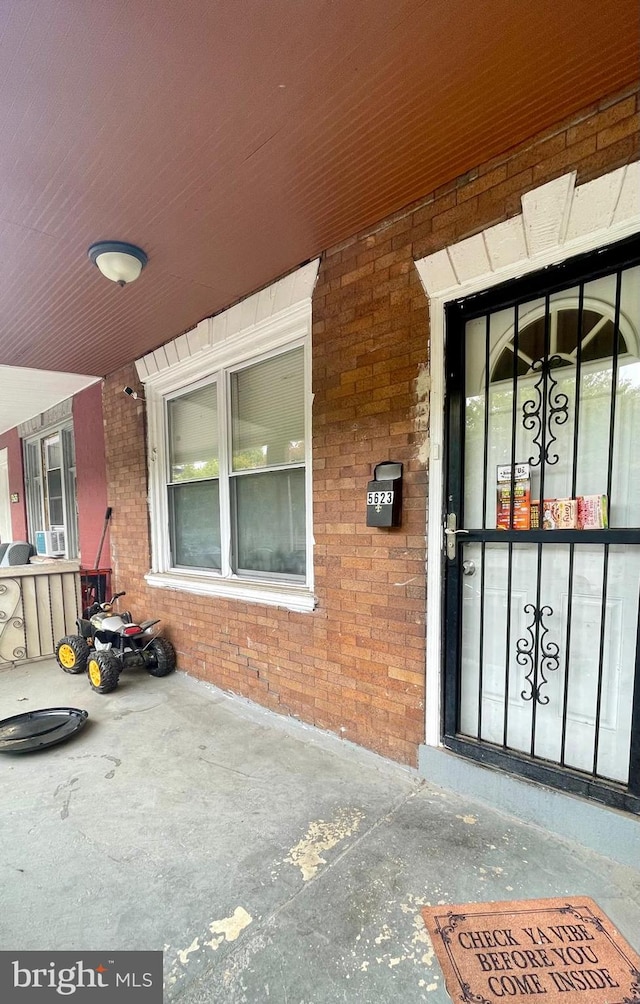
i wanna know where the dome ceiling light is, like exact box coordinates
[88,241,148,287]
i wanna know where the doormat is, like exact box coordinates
[421,897,640,1003]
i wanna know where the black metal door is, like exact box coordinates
[443,236,640,813]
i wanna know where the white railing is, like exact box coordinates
[0,561,81,666]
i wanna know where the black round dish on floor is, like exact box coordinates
[0,708,89,753]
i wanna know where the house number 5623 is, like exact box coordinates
[367,491,394,505]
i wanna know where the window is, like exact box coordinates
[165,346,307,580]
[490,298,635,383]
[142,259,317,611]
[44,434,64,527]
[230,349,306,578]
[24,424,78,558]
[167,382,221,570]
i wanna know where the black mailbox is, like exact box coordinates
[366,461,403,527]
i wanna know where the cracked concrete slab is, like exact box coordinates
[1,659,638,1003]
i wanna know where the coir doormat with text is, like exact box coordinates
[421,897,640,1003]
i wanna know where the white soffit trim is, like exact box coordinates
[0,366,100,437]
[415,164,639,298]
[135,259,320,383]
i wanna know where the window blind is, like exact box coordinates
[168,383,218,480]
[231,348,304,470]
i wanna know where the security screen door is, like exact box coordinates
[443,237,640,812]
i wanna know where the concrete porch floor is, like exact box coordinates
[1,658,639,1003]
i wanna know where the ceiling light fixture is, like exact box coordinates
[88,241,148,287]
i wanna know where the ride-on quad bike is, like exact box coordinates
[55,591,176,694]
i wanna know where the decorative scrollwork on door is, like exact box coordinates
[522,356,569,467]
[516,603,560,705]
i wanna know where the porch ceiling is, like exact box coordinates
[0,0,638,383]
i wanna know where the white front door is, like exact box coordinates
[0,448,11,544]
[443,246,640,809]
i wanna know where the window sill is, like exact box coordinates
[144,570,316,613]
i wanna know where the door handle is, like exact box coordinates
[445,513,469,559]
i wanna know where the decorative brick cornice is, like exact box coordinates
[415,164,639,298]
[18,396,73,438]
[135,259,320,382]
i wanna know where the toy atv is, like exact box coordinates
[55,591,176,694]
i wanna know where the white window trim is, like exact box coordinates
[138,260,319,613]
[415,164,640,749]
[23,420,77,559]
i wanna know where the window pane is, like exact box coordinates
[47,468,64,526]
[47,468,62,497]
[231,348,304,471]
[169,480,221,569]
[45,436,61,470]
[49,497,64,526]
[168,383,218,482]
[62,426,79,559]
[25,441,44,536]
[233,469,305,576]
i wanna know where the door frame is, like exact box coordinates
[441,242,640,811]
[0,448,11,544]
[415,168,640,755]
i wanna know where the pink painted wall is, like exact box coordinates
[0,427,28,541]
[73,381,111,569]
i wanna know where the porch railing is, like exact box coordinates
[0,561,81,666]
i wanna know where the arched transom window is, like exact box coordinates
[490,298,636,383]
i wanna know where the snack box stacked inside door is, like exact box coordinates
[529,495,608,530]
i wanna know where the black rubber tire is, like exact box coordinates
[55,635,90,674]
[146,637,176,676]
[87,651,120,694]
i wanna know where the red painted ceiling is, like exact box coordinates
[0,0,638,377]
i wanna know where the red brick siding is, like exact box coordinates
[73,382,111,568]
[103,84,639,766]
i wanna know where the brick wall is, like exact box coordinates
[103,84,639,766]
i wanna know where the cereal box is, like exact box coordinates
[577,494,608,529]
[496,463,531,530]
[542,498,578,530]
